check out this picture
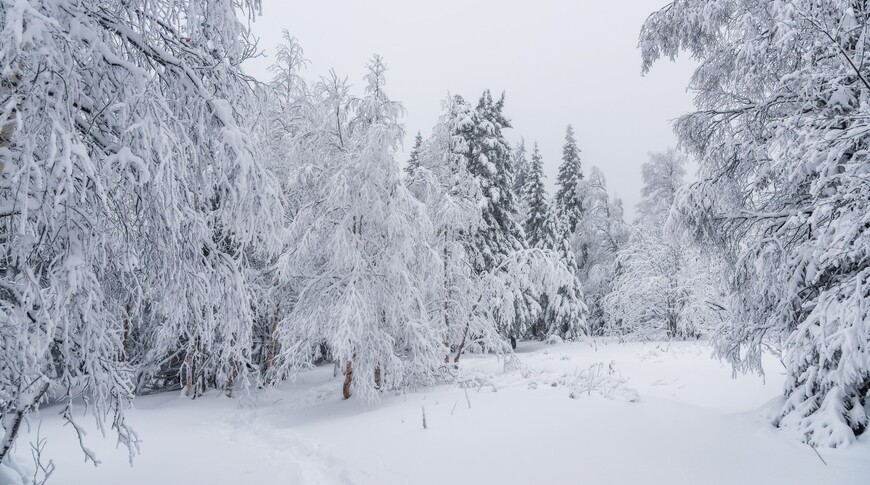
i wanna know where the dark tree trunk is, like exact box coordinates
[342,360,353,399]
[264,300,282,379]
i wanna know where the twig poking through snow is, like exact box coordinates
[807,443,827,466]
[464,388,471,409]
[422,406,428,430]
[30,423,55,485]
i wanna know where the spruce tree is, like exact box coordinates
[545,230,588,340]
[404,95,506,364]
[522,142,553,249]
[465,91,530,346]
[512,139,530,221]
[405,130,424,177]
[466,90,526,274]
[555,124,584,234]
[512,139,529,196]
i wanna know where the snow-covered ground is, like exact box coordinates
[10,339,870,484]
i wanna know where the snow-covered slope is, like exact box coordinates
[10,340,870,484]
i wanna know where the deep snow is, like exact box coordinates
[8,339,870,484]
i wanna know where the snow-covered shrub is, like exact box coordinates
[546,335,565,345]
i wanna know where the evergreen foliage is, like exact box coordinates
[555,125,585,234]
[522,143,553,249]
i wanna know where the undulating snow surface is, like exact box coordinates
[11,340,870,484]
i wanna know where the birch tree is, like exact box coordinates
[272,57,440,400]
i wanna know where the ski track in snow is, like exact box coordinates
[10,339,870,485]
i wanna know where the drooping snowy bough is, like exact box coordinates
[641,0,870,446]
[0,0,283,466]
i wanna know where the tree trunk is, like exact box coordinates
[443,234,451,364]
[0,72,20,176]
[342,360,353,399]
[184,351,194,397]
[225,358,238,398]
[454,321,471,363]
[374,366,381,389]
[120,296,132,363]
[343,215,361,400]
[263,299,282,379]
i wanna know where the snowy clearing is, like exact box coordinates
[11,339,869,485]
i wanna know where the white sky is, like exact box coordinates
[244,0,696,220]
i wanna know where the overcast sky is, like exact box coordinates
[244,0,696,220]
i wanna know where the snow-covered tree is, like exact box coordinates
[637,148,686,223]
[570,167,629,333]
[544,231,588,340]
[512,139,531,224]
[555,125,585,234]
[605,225,724,340]
[271,56,440,400]
[463,91,538,344]
[269,31,309,114]
[406,95,508,362]
[405,131,424,177]
[264,31,309,173]
[256,32,313,382]
[0,0,283,467]
[467,90,527,273]
[514,144,586,339]
[642,0,870,446]
[409,95,585,352]
[605,150,723,340]
[478,248,585,346]
[522,143,553,249]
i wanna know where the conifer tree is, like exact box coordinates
[512,140,530,195]
[466,90,527,274]
[522,142,553,249]
[405,131,424,177]
[405,95,506,363]
[555,125,584,234]
[512,139,531,223]
[465,91,533,345]
[545,232,588,340]
[408,94,586,352]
